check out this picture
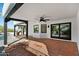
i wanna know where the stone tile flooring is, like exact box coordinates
[5,42,36,56]
[3,37,79,56]
[28,37,78,56]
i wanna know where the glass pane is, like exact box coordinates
[34,25,39,33]
[51,25,59,37]
[60,24,70,38]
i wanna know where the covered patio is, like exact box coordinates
[3,3,28,45]
[1,3,79,56]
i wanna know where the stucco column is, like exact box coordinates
[26,21,28,38]
[14,25,16,36]
[23,26,25,35]
[4,19,7,45]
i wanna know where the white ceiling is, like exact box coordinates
[11,3,79,21]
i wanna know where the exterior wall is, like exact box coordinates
[77,9,79,49]
[28,17,78,42]
[47,17,77,42]
[28,21,40,38]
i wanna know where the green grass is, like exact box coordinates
[0,25,3,32]
[7,28,14,32]
[0,25,14,32]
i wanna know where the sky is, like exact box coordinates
[0,3,14,29]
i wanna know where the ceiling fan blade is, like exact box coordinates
[45,19,50,21]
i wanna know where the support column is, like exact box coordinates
[25,21,28,38]
[14,25,16,36]
[4,20,7,45]
[23,26,25,35]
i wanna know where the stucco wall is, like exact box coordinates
[28,17,78,43]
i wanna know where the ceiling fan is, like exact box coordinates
[35,15,51,22]
[39,16,50,22]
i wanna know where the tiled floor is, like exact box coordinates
[4,37,79,56]
[7,33,19,44]
[5,43,36,56]
[28,37,78,56]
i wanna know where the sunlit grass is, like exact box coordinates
[0,25,14,32]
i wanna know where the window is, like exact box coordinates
[33,25,39,33]
[51,22,71,40]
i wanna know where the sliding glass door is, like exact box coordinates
[51,22,71,40]
[51,24,59,37]
[60,23,71,39]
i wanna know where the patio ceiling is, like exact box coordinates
[2,3,15,18]
[11,3,79,21]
